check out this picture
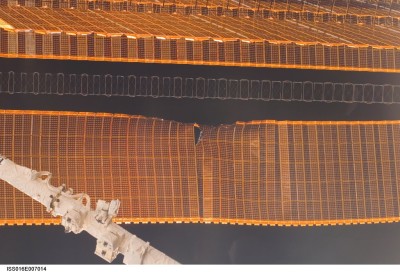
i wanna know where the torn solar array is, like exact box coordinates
[1,110,400,226]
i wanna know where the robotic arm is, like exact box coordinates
[0,155,179,264]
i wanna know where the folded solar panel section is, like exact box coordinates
[1,110,400,226]
[0,5,399,72]
[2,0,400,17]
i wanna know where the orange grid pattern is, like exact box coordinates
[1,110,400,226]
[197,120,400,226]
[2,0,400,19]
[4,6,398,42]
[0,110,200,225]
[0,6,399,72]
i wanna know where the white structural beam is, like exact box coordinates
[0,155,179,265]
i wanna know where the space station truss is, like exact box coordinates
[1,110,400,226]
[0,0,399,72]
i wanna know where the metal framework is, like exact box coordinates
[0,155,179,264]
[1,110,400,226]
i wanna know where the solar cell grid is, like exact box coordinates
[0,6,399,71]
[1,110,400,227]
[0,110,200,225]
[197,121,400,226]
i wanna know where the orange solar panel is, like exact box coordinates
[1,110,400,226]
[197,120,400,226]
[0,6,399,72]
[2,0,400,17]
[0,110,200,225]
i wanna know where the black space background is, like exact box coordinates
[0,58,400,264]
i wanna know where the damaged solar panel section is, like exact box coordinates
[1,110,400,226]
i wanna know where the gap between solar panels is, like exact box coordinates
[1,71,400,104]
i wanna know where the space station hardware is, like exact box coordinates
[0,155,179,264]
